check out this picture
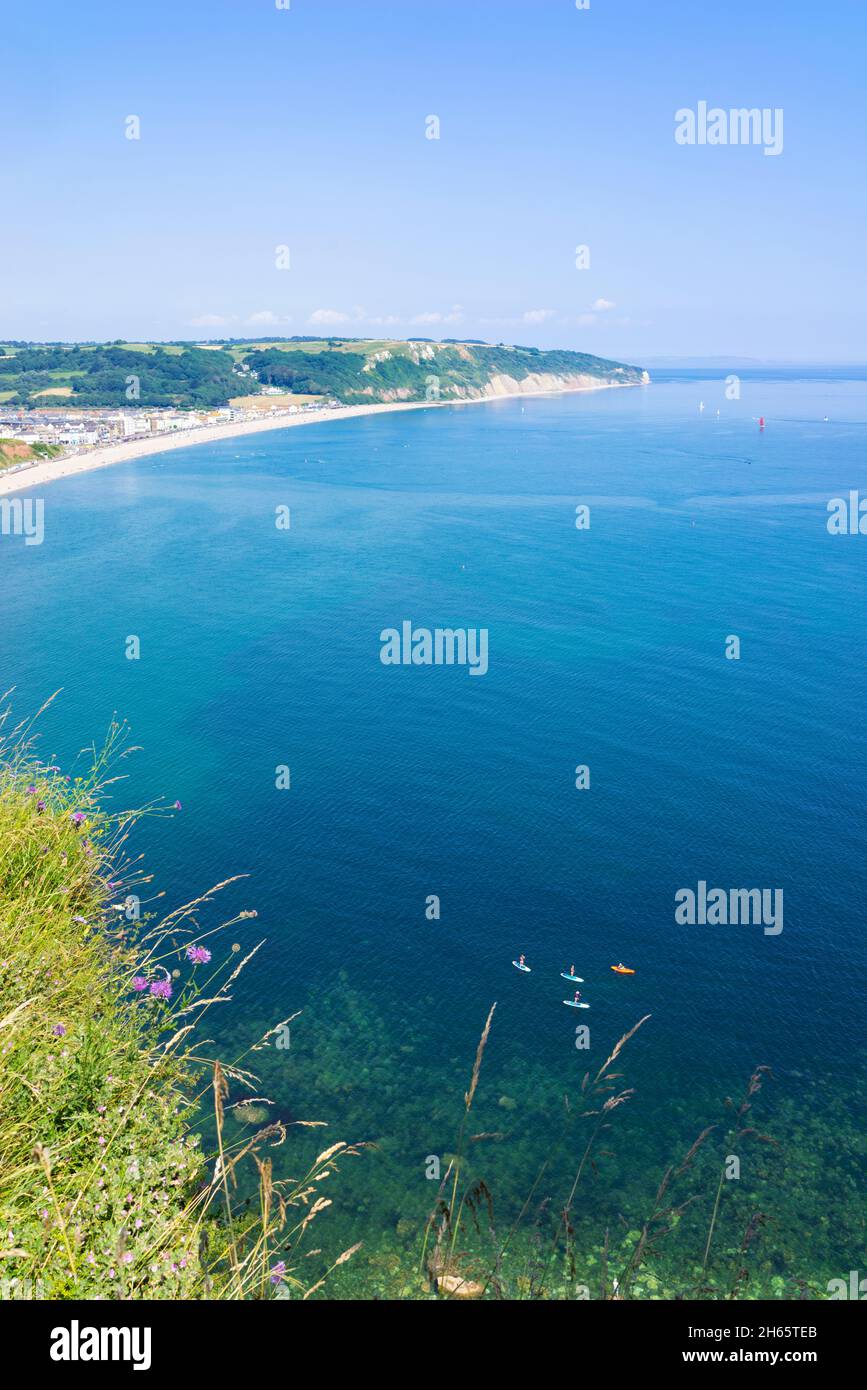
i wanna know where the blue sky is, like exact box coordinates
[3,0,865,360]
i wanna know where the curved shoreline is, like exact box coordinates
[0,382,639,496]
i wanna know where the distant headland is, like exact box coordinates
[0,337,648,494]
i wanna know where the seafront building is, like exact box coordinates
[0,399,331,461]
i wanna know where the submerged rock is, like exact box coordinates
[233,1103,269,1126]
[437,1273,485,1299]
[498,1095,517,1111]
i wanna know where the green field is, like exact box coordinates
[0,338,646,411]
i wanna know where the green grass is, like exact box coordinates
[0,700,364,1300]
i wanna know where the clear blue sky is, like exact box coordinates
[3,0,865,360]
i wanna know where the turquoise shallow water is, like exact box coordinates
[3,370,866,1296]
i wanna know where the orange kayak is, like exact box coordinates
[610,965,635,975]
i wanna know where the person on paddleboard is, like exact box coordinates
[519,954,526,967]
[570,964,576,977]
[573,990,581,1003]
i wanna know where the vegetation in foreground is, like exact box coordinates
[0,699,363,1300]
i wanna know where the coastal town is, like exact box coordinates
[0,397,336,478]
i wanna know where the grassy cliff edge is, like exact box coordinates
[0,709,361,1300]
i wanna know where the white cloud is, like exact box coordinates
[591,298,616,312]
[190,313,234,328]
[309,308,352,326]
[411,305,464,326]
[247,310,289,327]
[522,308,556,324]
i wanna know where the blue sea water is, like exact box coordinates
[3,370,866,1295]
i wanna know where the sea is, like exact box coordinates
[3,366,866,1297]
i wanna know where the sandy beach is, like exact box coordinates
[0,382,634,497]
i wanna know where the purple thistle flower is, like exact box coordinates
[131,976,149,992]
[26,785,36,795]
[71,812,86,825]
[52,1023,67,1037]
[186,945,212,964]
[36,800,46,813]
[150,979,173,1000]
[269,1260,286,1284]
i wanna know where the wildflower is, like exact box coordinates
[186,945,211,964]
[71,812,86,825]
[150,979,172,1000]
[131,976,148,992]
[26,785,36,795]
[270,1260,287,1285]
[52,1023,67,1037]
[36,801,45,813]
